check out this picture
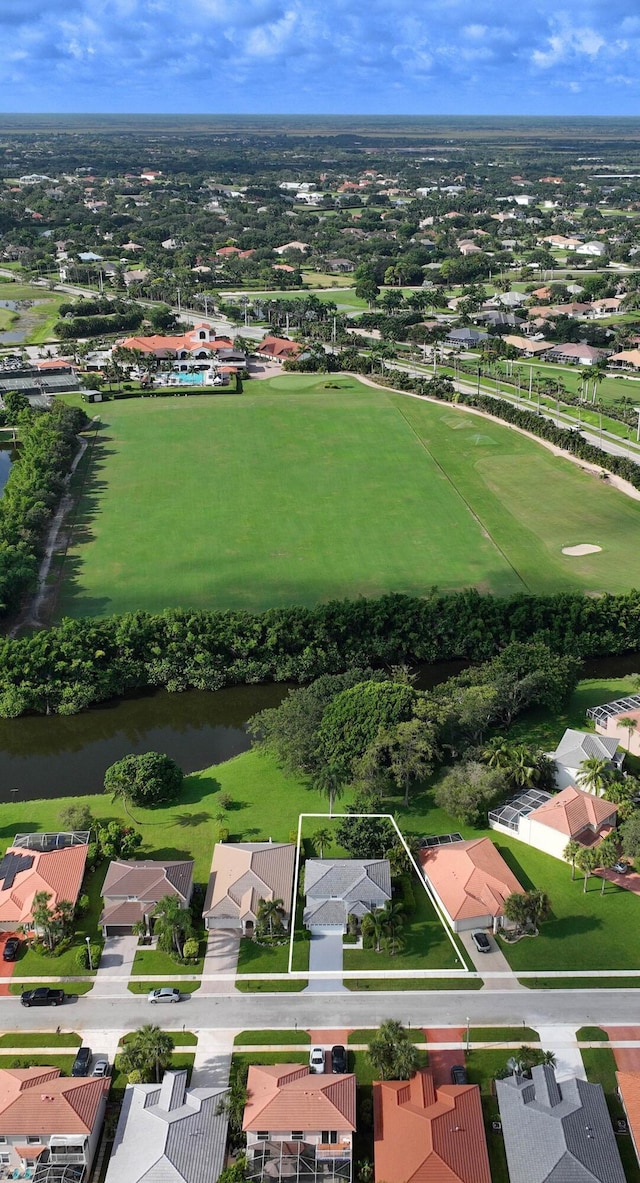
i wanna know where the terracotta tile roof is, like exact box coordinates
[373,1070,491,1183]
[255,336,303,359]
[101,859,193,904]
[203,842,296,926]
[0,845,88,925]
[616,1072,640,1152]
[528,786,617,838]
[243,1066,356,1132]
[420,838,523,922]
[0,1069,108,1135]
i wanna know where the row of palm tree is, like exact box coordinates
[564,832,621,893]
[362,901,406,956]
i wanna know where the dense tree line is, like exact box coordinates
[0,403,88,618]
[0,583,639,717]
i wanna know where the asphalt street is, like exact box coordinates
[7,989,640,1034]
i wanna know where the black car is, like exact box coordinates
[471,930,491,954]
[451,1064,468,1085]
[21,987,65,1007]
[331,1045,347,1074]
[71,1047,92,1077]
[3,937,20,962]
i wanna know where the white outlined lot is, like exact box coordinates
[286,812,470,981]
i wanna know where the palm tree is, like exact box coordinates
[313,764,344,816]
[575,845,600,893]
[119,1024,175,1083]
[618,716,638,754]
[152,895,191,958]
[577,756,611,797]
[503,892,530,930]
[481,737,515,770]
[362,910,386,954]
[381,901,406,956]
[563,839,583,880]
[524,889,551,927]
[313,828,332,859]
[595,833,621,895]
[257,897,285,939]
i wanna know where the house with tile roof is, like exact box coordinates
[547,728,623,791]
[0,1066,109,1180]
[615,1072,640,1167]
[203,842,296,934]
[243,1065,356,1183]
[105,1069,227,1183]
[490,786,617,861]
[99,859,194,936]
[0,841,88,932]
[373,1069,491,1183]
[496,1064,626,1183]
[419,837,524,933]
[120,326,234,360]
[593,705,640,758]
[303,859,391,935]
[254,336,303,363]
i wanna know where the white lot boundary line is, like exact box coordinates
[287,812,469,977]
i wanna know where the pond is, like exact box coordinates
[0,652,638,802]
[0,446,13,494]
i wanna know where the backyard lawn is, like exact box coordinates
[56,376,640,620]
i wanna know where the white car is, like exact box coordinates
[309,1046,325,1074]
[148,987,181,1004]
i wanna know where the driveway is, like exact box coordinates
[92,935,138,997]
[304,933,347,993]
[458,930,524,990]
[200,930,240,994]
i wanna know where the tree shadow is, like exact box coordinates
[172,811,212,829]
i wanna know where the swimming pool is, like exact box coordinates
[172,372,205,385]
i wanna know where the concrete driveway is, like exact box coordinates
[304,933,347,993]
[92,935,138,996]
[458,930,523,990]
[201,930,240,994]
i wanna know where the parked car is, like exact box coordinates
[471,930,491,954]
[451,1064,468,1085]
[148,987,181,1004]
[21,987,65,1007]
[92,1058,110,1078]
[309,1047,325,1074]
[331,1045,347,1074]
[72,1047,92,1078]
[3,937,20,962]
[613,861,630,874]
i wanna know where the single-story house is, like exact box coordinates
[496,1065,626,1183]
[0,1066,109,1179]
[99,859,194,936]
[610,348,640,370]
[303,859,392,934]
[373,1069,491,1183]
[444,327,489,349]
[500,335,552,357]
[419,837,524,933]
[203,841,296,934]
[490,785,617,861]
[243,1065,355,1183]
[254,336,303,363]
[592,702,640,757]
[0,836,89,932]
[105,1070,227,1183]
[547,728,623,791]
[545,343,608,366]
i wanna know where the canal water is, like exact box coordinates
[0,653,638,802]
[0,446,13,494]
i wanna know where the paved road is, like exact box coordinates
[8,989,640,1033]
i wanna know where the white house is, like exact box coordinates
[547,728,623,791]
[490,785,618,861]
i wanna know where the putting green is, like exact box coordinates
[56,377,640,618]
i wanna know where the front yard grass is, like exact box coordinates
[234,1030,311,1046]
[0,1032,81,1047]
[132,944,206,977]
[346,977,482,990]
[127,980,201,995]
[469,1027,538,1043]
[576,1026,609,1041]
[343,878,463,974]
[519,976,640,989]
[0,1054,75,1073]
[9,981,94,996]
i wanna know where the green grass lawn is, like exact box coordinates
[346,977,483,990]
[120,1030,198,1046]
[9,981,94,995]
[132,944,206,976]
[469,1027,538,1043]
[0,1054,75,1073]
[0,1032,81,1047]
[577,1026,608,1041]
[56,376,640,620]
[234,1030,310,1045]
[343,875,463,973]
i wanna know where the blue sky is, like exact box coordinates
[1,0,639,115]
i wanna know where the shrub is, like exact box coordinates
[182,937,200,962]
[76,943,102,970]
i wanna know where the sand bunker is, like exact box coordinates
[562,544,602,557]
